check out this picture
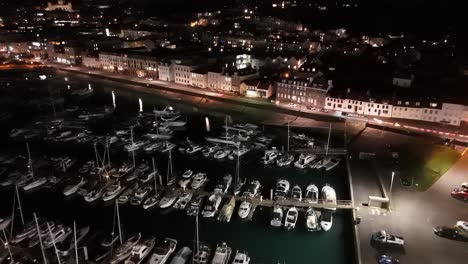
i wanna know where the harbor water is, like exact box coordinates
[0,69,355,264]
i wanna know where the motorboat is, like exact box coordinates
[237,201,252,219]
[323,158,341,171]
[143,191,163,210]
[260,149,279,165]
[16,173,34,188]
[144,142,164,152]
[147,238,177,264]
[270,206,283,227]
[192,243,211,264]
[56,225,90,256]
[63,177,87,196]
[185,145,203,155]
[160,115,180,122]
[153,106,180,117]
[276,153,295,167]
[213,174,232,194]
[84,182,108,202]
[284,207,298,231]
[228,147,250,160]
[115,163,133,178]
[304,184,319,204]
[294,154,317,169]
[23,177,47,191]
[320,211,333,231]
[124,141,149,152]
[44,226,72,249]
[130,185,153,205]
[137,163,150,173]
[160,142,177,153]
[321,184,337,210]
[119,183,139,204]
[292,133,313,142]
[173,191,193,210]
[125,237,155,264]
[455,221,468,238]
[101,232,120,247]
[202,194,222,218]
[187,195,205,216]
[231,251,250,264]
[211,242,232,264]
[159,188,180,208]
[178,169,193,188]
[306,208,319,231]
[102,181,126,201]
[110,233,142,264]
[161,120,186,127]
[169,247,192,264]
[140,170,156,183]
[273,179,290,201]
[256,136,272,144]
[233,178,246,196]
[203,145,220,157]
[10,223,37,244]
[242,180,261,199]
[191,173,207,190]
[214,149,231,160]
[315,158,329,170]
[217,197,236,223]
[291,185,302,202]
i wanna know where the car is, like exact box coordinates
[371,230,404,245]
[451,187,468,201]
[378,255,399,264]
[433,226,467,241]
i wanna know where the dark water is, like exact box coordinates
[0,69,354,264]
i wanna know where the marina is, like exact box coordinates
[0,69,355,264]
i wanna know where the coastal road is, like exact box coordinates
[351,127,468,264]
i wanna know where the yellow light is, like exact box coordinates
[190,21,197,27]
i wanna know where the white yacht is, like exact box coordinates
[231,251,250,264]
[211,242,232,264]
[202,194,222,218]
[23,177,47,191]
[323,158,341,171]
[213,174,232,194]
[147,238,177,264]
[173,191,193,210]
[124,237,155,264]
[260,149,279,165]
[102,181,126,201]
[44,226,72,249]
[130,185,153,205]
[304,184,319,204]
[160,142,177,153]
[321,184,337,210]
[178,169,193,188]
[143,191,163,210]
[110,233,142,264]
[305,208,319,231]
[115,163,133,178]
[169,247,192,264]
[228,147,250,160]
[294,154,317,169]
[291,185,302,202]
[144,142,164,152]
[154,106,180,117]
[191,173,207,189]
[84,182,107,202]
[63,177,87,196]
[124,141,148,152]
[186,195,204,216]
[185,145,203,155]
[192,244,211,264]
[118,183,139,204]
[284,207,298,231]
[237,201,252,219]
[273,179,290,201]
[159,188,180,208]
[270,206,283,227]
[214,149,231,160]
[276,153,295,167]
[320,211,333,231]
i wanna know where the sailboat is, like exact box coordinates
[143,158,163,210]
[233,144,246,196]
[22,143,48,191]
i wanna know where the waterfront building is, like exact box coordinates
[99,51,158,77]
[208,68,259,92]
[158,62,174,82]
[276,79,327,108]
[45,0,73,12]
[190,68,208,88]
[54,46,81,65]
[174,63,197,85]
[240,79,274,98]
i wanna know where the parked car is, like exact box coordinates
[378,255,399,264]
[433,226,467,241]
[451,186,468,201]
[371,230,404,246]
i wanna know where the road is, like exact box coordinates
[350,127,468,264]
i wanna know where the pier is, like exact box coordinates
[291,147,348,155]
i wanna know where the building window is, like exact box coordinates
[430,103,437,107]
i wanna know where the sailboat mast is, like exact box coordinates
[34,213,48,264]
[196,215,200,260]
[287,122,290,152]
[131,126,135,168]
[116,201,123,244]
[10,188,17,235]
[74,221,79,264]
[15,186,25,226]
[26,143,33,176]
[152,158,157,193]
[2,229,14,263]
[48,222,62,264]
[107,138,111,167]
[236,144,240,184]
[326,123,331,156]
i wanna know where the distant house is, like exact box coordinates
[240,79,274,98]
[392,72,414,88]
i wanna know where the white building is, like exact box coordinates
[82,56,100,68]
[278,79,327,108]
[45,0,73,12]
[174,64,195,85]
[98,52,158,77]
[158,62,174,82]
[190,70,208,88]
[208,71,232,91]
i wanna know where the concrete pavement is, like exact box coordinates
[350,127,468,264]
